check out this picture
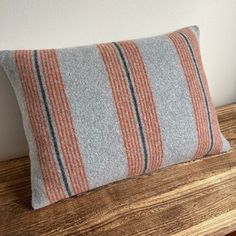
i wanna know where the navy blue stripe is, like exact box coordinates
[112,42,148,173]
[33,50,72,196]
[178,32,214,154]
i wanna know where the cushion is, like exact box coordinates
[0,26,230,209]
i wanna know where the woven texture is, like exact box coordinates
[0,26,230,209]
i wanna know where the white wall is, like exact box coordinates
[0,0,236,160]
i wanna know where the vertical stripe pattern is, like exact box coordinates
[98,41,163,174]
[15,50,89,203]
[97,43,144,176]
[15,50,66,203]
[169,32,210,159]
[112,42,149,173]
[178,32,214,153]
[38,50,89,194]
[118,41,163,171]
[168,28,222,159]
[4,26,228,209]
[33,51,71,197]
[180,28,222,154]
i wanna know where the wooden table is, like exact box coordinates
[0,104,236,236]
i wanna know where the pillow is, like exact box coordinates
[0,26,230,209]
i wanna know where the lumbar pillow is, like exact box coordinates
[0,26,230,209]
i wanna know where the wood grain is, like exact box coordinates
[0,103,236,236]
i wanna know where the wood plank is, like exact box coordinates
[173,209,236,236]
[0,103,236,235]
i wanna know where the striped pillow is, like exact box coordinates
[0,26,230,209]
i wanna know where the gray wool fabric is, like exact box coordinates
[0,26,230,209]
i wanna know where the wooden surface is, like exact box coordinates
[0,103,236,236]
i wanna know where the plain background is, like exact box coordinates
[0,0,236,160]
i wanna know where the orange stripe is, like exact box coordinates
[101,43,142,175]
[181,28,223,154]
[122,41,163,170]
[98,43,143,176]
[26,50,67,201]
[176,30,210,155]
[119,42,153,172]
[15,50,66,203]
[181,28,219,154]
[51,50,89,191]
[48,49,89,192]
[119,41,163,171]
[171,33,210,158]
[171,33,209,155]
[40,50,78,194]
[43,50,83,193]
[17,50,56,202]
[98,44,135,174]
[21,50,64,203]
[107,43,145,175]
[169,33,211,159]
[27,51,67,200]
[104,44,138,175]
[130,41,162,170]
[39,50,89,194]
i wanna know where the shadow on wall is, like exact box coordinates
[0,67,28,160]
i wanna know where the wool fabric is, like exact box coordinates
[0,26,230,209]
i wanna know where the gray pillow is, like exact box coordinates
[0,26,230,209]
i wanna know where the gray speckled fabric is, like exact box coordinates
[0,26,230,209]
